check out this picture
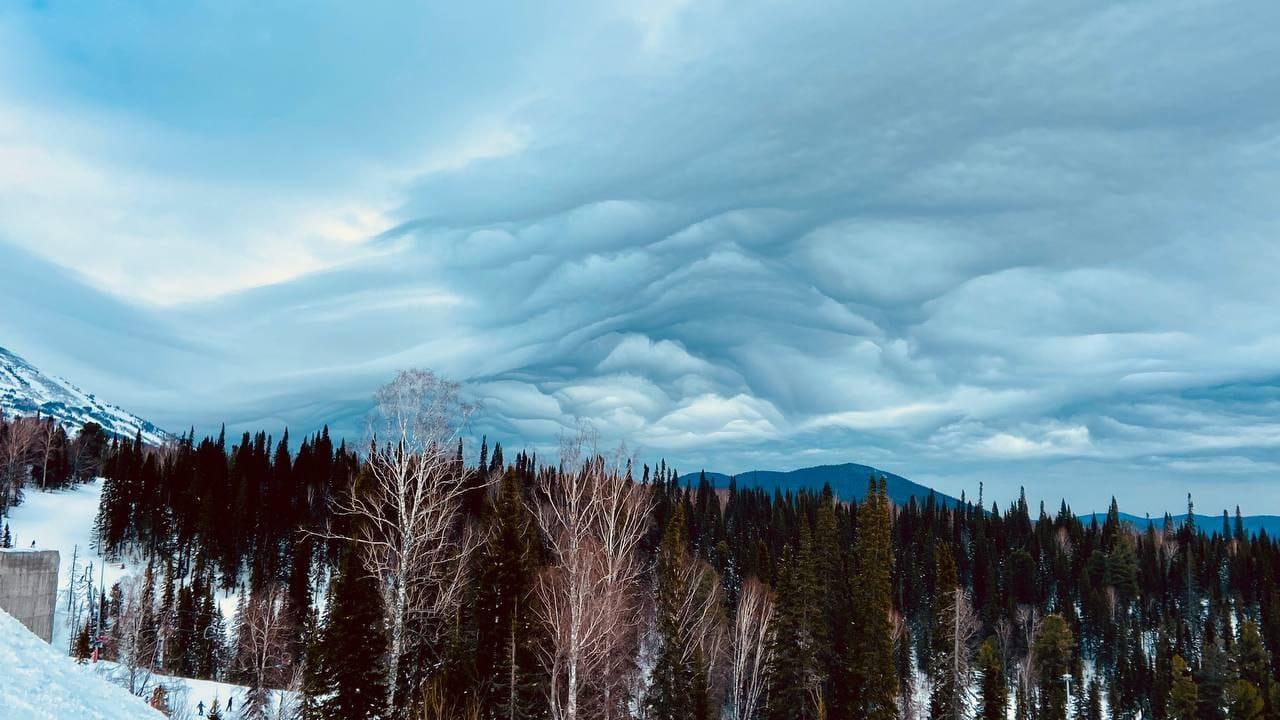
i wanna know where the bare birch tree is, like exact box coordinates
[892,609,918,720]
[535,433,651,720]
[930,585,980,720]
[33,414,58,490]
[659,547,728,700]
[105,575,161,696]
[0,413,37,512]
[233,584,294,718]
[325,369,487,716]
[729,577,775,720]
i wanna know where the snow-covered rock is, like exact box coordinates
[0,345,168,445]
[0,607,164,720]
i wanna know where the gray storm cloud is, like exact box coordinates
[3,0,1280,513]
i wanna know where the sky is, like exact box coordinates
[3,0,1280,516]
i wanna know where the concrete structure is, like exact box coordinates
[0,549,59,643]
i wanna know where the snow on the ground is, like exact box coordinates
[0,607,164,720]
[5,480,284,718]
[89,661,297,720]
[6,478,136,650]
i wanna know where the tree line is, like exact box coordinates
[16,371,1280,719]
[0,411,108,517]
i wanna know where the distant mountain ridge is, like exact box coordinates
[687,461,1280,537]
[1084,511,1280,538]
[682,462,962,508]
[0,345,168,445]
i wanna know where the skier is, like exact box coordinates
[197,700,205,716]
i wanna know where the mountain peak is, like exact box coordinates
[681,461,961,508]
[0,345,168,445]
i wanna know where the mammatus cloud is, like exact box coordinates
[3,0,1280,514]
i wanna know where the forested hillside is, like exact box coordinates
[8,373,1280,720]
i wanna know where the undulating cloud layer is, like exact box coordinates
[3,0,1280,513]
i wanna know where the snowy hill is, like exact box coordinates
[0,345,168,445]
[0,607,164,720]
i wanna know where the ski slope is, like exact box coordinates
[5,480,292,718]
[0,607,164,720]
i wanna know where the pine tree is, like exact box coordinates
[1167,654,1199,720]
[975,639,1006,720]
[321,546,390,720]
[1226,680,1265,720]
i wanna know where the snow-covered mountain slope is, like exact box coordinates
[0,345,168,445]
[0,607,164,720]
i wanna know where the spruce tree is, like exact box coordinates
[74,619,92,663]
[1200,640,1232,720]
[298,608,326,720]
[473,471,547,719]
[767,535,821,720]
[322,546,390,720]
[929,544,967,720]
[649,504,705,719]
[851,477,899,720]
[1085,678,1103,720]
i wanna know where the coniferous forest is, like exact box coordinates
[10,373,1280,720]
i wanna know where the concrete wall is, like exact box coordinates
[0,549,60,643]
